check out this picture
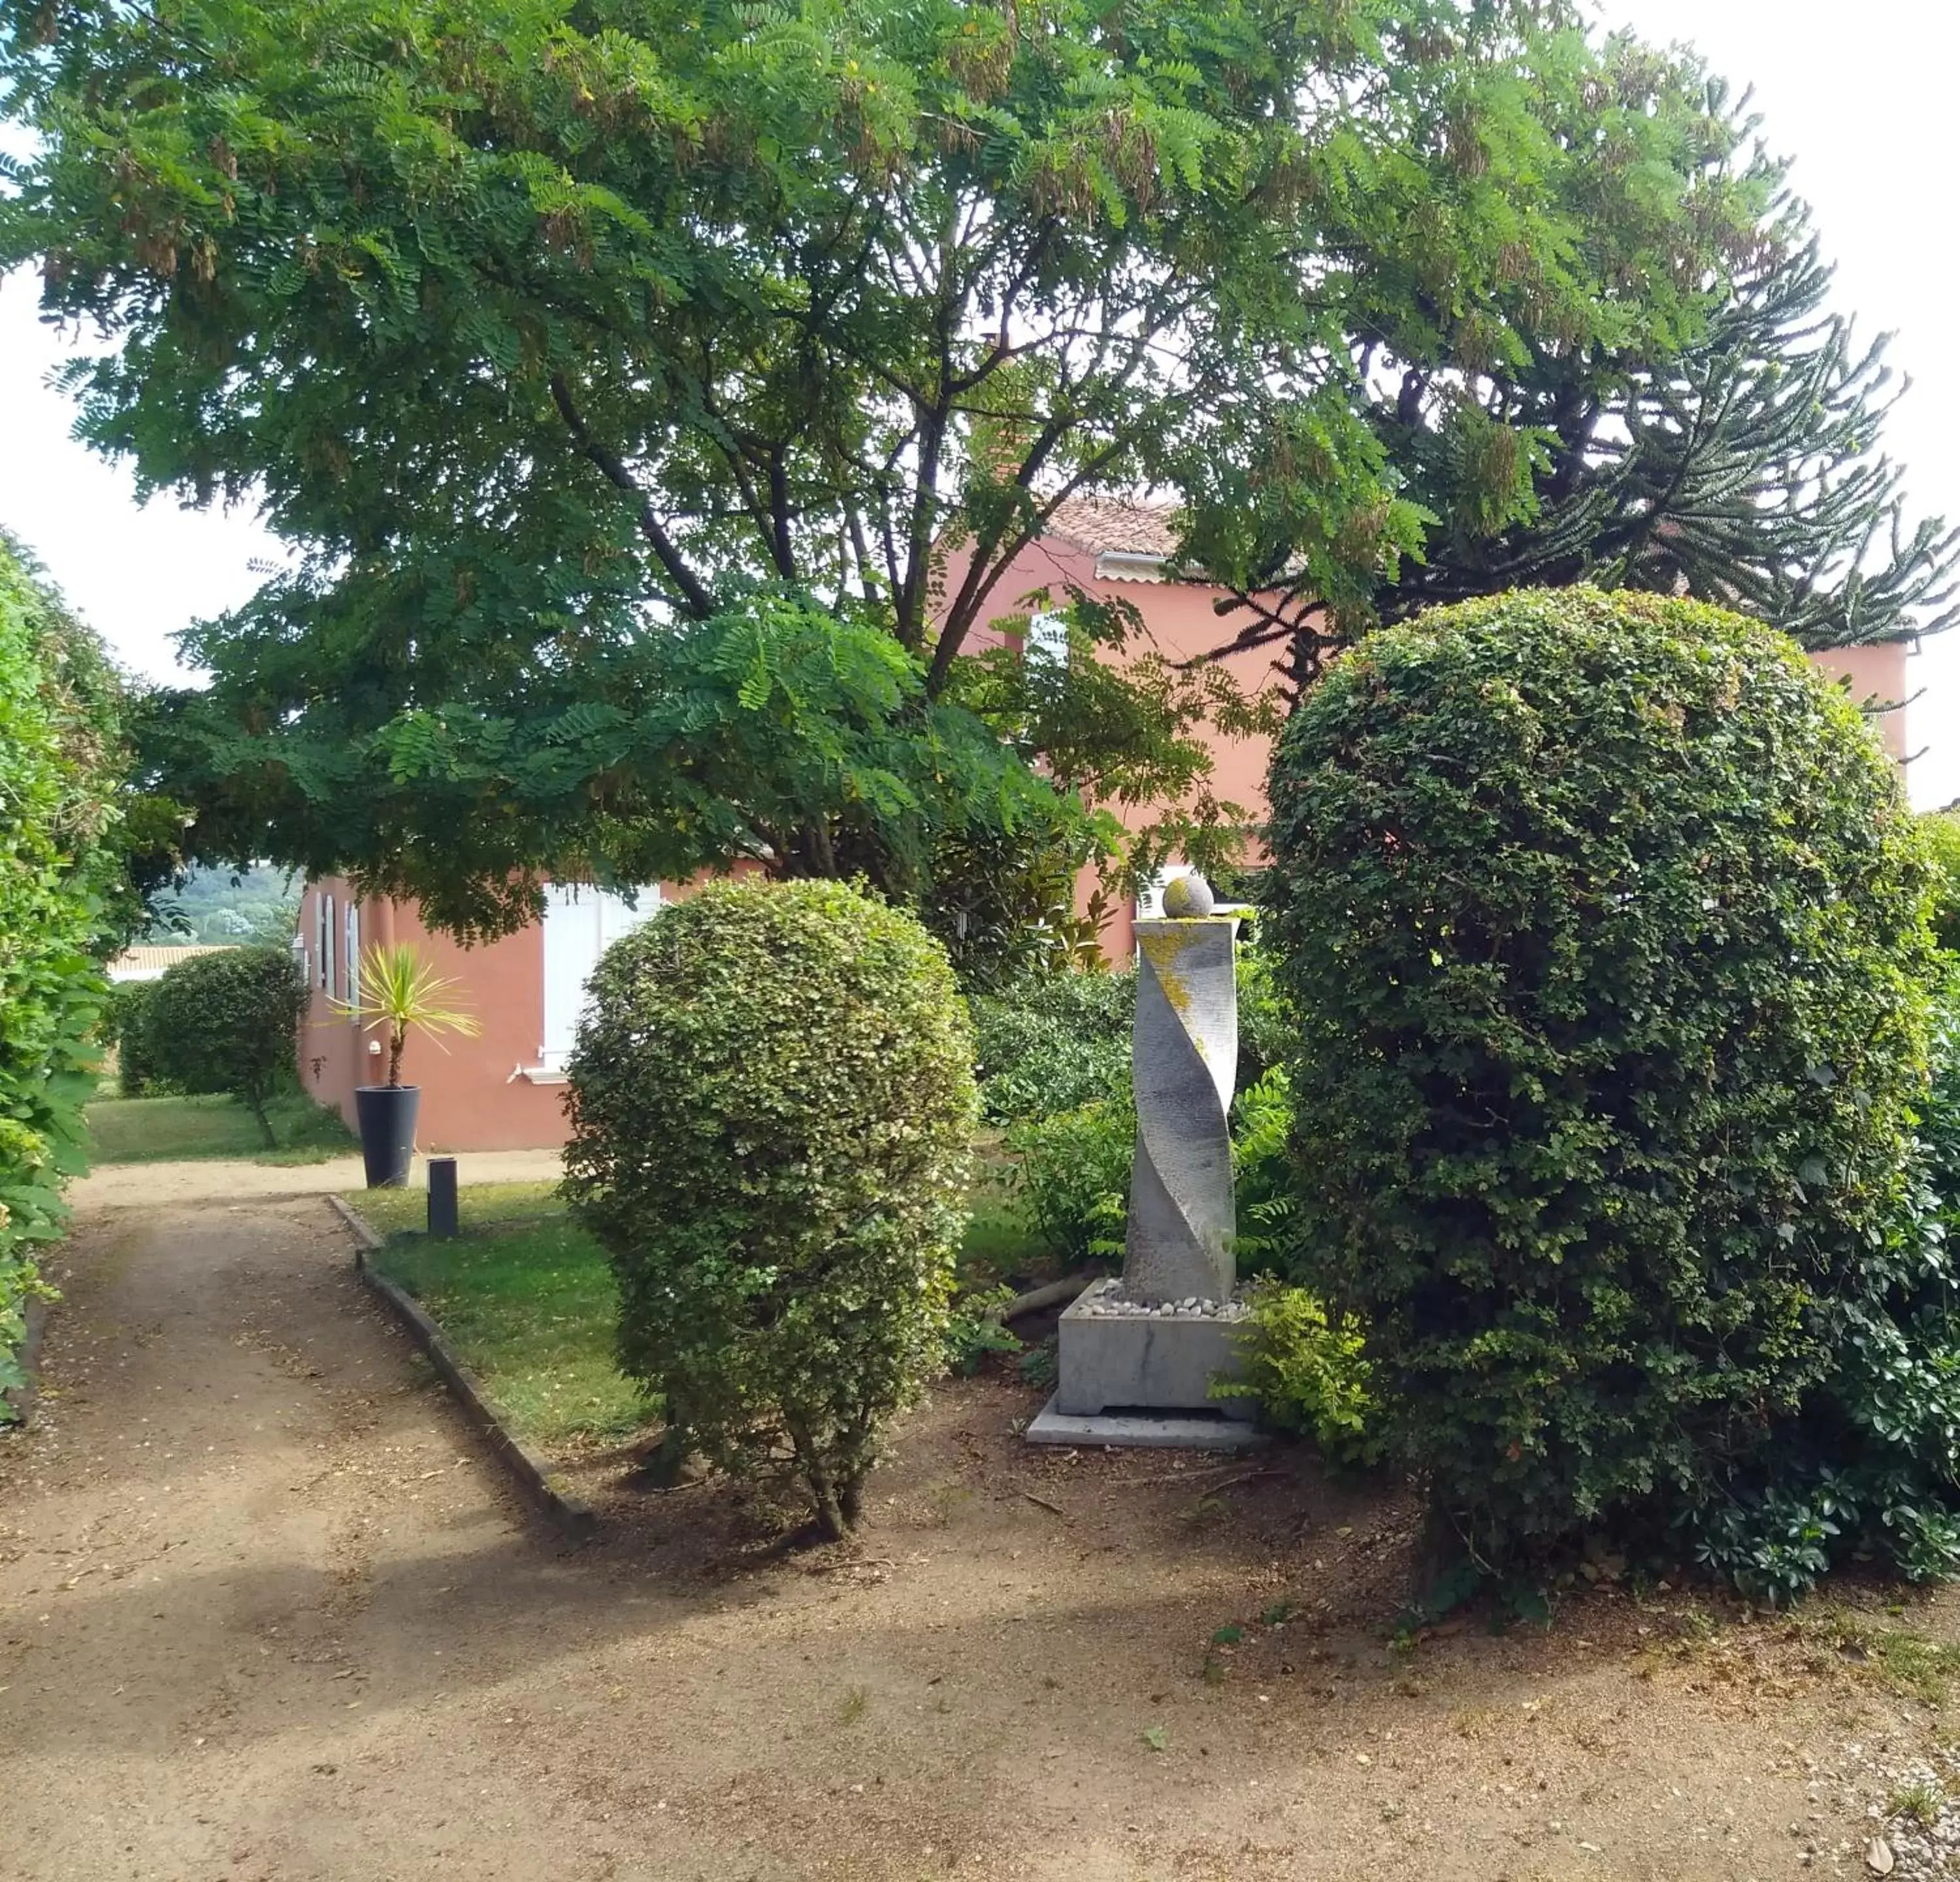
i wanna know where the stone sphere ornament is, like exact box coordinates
[1160,872,1215,919]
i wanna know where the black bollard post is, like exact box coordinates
[427,1157,459,1240]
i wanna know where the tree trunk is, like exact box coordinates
[248,1093,276,1149]
[789,1413,852,1540]
[636,1423,693,1487]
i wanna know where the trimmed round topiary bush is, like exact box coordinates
[562,878,976,1540]
[143,946,306,1144]
[1266,587,1942,1598]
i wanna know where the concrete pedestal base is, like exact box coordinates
[1052,1281,1254,1419]
[1024,1398,1267,1449]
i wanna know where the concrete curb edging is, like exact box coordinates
[1,1296,50,1430]
[326,1194,598,1536]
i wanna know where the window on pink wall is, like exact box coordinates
[314,893,329,991]
[323,893,336,1000]
[344,901,361,1014]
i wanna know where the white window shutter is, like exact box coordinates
[540,884,662,1072]
[323,894,336,1000]
[314,893,329,990]
[344,902,361,1015]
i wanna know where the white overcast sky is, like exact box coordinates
[1,0,1957,801]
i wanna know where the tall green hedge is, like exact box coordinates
[563,879,976,1538]
[1921,809,1960,953]
[1266,587,1942,1597]
[0,536,125,1412]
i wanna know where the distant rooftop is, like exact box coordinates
[1042,493,1183,567]
[109,942,237,982]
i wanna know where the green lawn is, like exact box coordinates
[346,1164,1061,1455]
[355,1181,657,1449]
[86,1091,359,1164]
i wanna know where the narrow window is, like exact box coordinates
[344,902,361,1015]
[1026,608,1069,668]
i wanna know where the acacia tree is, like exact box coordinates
[1,0,1772,931]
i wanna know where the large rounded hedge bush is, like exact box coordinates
[562,879,976,1539]
[143,946,306,1144]
[1266,587,1943,1596]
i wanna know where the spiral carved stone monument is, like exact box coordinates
[1028,874,1262,1447]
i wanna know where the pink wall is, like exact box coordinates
[298,883,573,1153]
[1809,643,1912,763]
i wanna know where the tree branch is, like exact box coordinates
[549,374,716,620]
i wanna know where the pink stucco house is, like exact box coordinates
[299,501,1916,1149]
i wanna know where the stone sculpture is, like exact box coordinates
[1030,875,1259,1444]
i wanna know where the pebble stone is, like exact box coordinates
[1075,1277,1247,1321]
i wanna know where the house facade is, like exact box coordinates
[297,878,668,1151]
[958,498,1916,957]
[299,503,1916,1149]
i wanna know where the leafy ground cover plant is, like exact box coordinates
[1220,1281,1377,1466]
[1266,586,1942,1599]
[563,880,975,1539]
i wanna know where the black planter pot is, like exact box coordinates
[354,1084,421,1189]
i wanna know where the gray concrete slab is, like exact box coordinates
[1024,1398,1269,1449]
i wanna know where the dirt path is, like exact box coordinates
[69,1147,563,1210]
[5,1185,1957,1881]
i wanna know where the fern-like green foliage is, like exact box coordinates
[1217,1282,1379,1466]
[1,0,1808,931]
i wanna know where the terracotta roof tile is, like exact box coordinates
[109,942,241,980]
[1041,493,1183,559]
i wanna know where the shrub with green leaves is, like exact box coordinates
[1221,1281,1377,1465]
[1266,587,1938,1596]
[1009,1060,1305,1270]
[1921,810,1960,954]
[106,979,169,1095]
[1005,1096,1134,1264]
[142,946,306,1145]
[972,945,1284,1125]
[0,535,125,1412]
[562,879,975,1539]
[970,970,1135,1123]
[1232,938,1291,1093]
